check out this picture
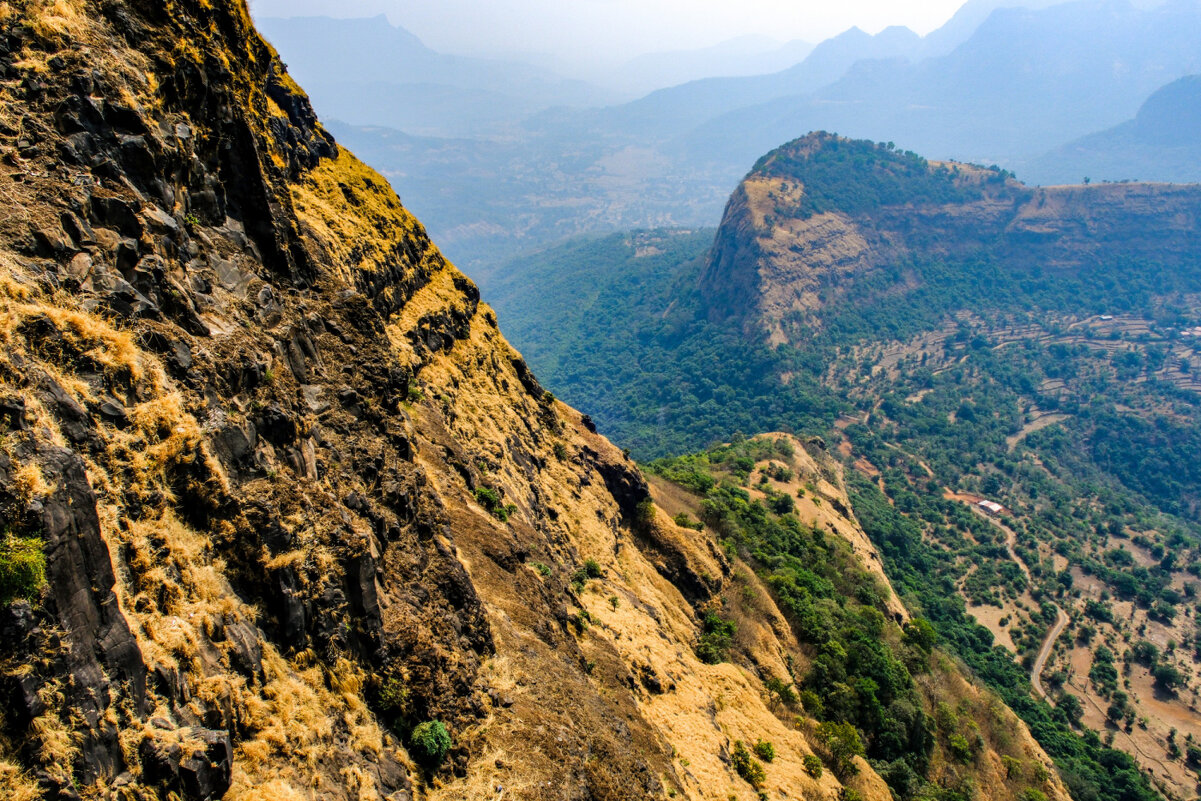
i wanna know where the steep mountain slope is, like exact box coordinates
[0,4,1072,801]
[1027,75,1201,185]
[489,133,1201,800]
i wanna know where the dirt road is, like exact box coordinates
[966,505,1067,699]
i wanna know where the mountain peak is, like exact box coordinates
[702,133,1201,343]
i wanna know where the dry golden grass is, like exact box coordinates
[23,0,87,42]
[0,759,40,801]
[15,302,145,383]
[30,687,78,787]
[290,146,432,285]
[0,707,40,801]
[11,461,49,501]
[339,765,383,801]
[229,779,310,801]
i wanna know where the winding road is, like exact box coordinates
[967,505,1067,700]
[1030,606,1069,698]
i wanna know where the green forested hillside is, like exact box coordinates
[488,229,843,456]
[488,135,1201,801]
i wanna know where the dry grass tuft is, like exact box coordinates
[30,685,78,787]
[24,0,88,42]
[0,759,40,801]
[20,303,145,384]
[340,764,383,801]
[11,461,49,501]
[229,779,310,801]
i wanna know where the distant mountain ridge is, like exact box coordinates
[608,36,815,96]
[1027,74,1201,184]
[265,0,1201,276]
[257,15,618,136]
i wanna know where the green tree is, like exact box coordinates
[817,721,865,779]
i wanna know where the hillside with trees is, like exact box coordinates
[490,133,1201,800]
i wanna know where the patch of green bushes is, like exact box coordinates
[695,610,735,664]
[410,720,452,765]
[0,533,45,604]
[731,740,766,788]
[473,486,517,521]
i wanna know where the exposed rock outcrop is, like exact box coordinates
[701,132,1201,345]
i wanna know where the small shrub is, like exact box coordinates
[731,740,766,788]
[573,559,603,584]
[553,442,568,461]
[0,534,46,604]
[766,463,793,482]
[764,676,798,707]
[673,512,704,531]
[410,720,451,765]
[375,675,409,715]
[752,739,775,762]
[768,492,795,514]
[695,610,736,664]
[608,595,620,610]
[802,754,823,778]
[948,733,974,763]
[799,689,824,718]
[474,486,502,510]
[902,617,937,653]
[634,498,656,528]
[816,721,864,779]
[531,562,552,577]
[474,487,516,521]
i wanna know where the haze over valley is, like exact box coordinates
[256,0,1201,278]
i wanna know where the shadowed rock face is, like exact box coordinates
[0,0,646,797]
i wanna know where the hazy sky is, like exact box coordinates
[246,0,970,64]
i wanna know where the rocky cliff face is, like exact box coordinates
[701,132,1201,345]
[0,4,1069,801]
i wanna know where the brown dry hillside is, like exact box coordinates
[0,3,1069,800]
